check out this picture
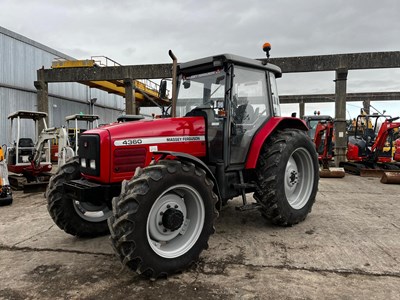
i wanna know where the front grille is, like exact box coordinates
[113,148,146,173]
[78,134,100,176]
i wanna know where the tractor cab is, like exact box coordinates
[176,53,282,167]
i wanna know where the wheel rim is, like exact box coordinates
[284,147,314,209]
[147,184,205,259]
[73,201,111,222]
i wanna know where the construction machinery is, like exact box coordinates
[340,113,400,176]
[0,145,13,206]
[65,114,100,154]
[303,112,333,140]
[394,138,400,161]
[51,114,99,162]
[303,113,334,156]
[46,45,319,279]
[6,110,73,191]
[313,121,345,178]
[6,111,52,191]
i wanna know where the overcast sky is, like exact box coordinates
[1,0,399,117]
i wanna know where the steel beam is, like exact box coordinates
[279,92,400,104]
[42,64,172,82]
[265,51,400,72]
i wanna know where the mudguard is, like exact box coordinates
[245,117,309,169]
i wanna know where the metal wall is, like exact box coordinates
[0,26,124,145]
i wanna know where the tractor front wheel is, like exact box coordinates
[108,160,218,279]
[255,129,319,226]
[46,157,111,237]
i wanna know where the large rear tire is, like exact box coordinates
[46,157,111,237]
[254,129,319,226]
[108,160,218,279]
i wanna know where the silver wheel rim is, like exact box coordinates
[284,147,314,209]
[147,184,205,259]
[73,201,111,222]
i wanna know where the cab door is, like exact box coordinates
[229,66,272,165]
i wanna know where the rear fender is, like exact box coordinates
[245,117,308,169]
[154,151,222,210]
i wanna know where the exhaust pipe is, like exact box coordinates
[169,50,177,118]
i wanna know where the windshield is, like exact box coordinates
[176,69,226,117]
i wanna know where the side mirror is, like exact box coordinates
[291,112,297,118]
[159,80,167,98]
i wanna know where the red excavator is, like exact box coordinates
[341,114,400,176]
[313,120,344,178]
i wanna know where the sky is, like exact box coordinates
[1,0,399,118]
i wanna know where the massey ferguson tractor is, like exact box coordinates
[46,44,319,279]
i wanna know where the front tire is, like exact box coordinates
[254,129,319,226]
[46,157,111,237]
[108,160,218,279]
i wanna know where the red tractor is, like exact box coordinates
[46,45,319,279]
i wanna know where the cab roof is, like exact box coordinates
[65,114,100,122]
[8,110,47,120]
[179,53,282,78]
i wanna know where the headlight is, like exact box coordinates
[90,160,96,169]
[81,159,86,168]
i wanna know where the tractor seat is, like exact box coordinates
[18,138,34,148]
[364,128,375,146]
[185,107,215,123]
[18,138,35,157]
[235,104,255,124]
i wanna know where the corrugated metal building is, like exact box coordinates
[0,26,124,145]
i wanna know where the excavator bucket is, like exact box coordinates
[360,169,400,178]
[319,167,345,178]
[360,169,387,177]
[380,171,400,184]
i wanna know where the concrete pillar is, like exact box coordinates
[34,68,49,134]
[124,79,136,115]
[299,100,305,118]
[363,99,371,114]
[334,68,348,167]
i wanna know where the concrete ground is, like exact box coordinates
[0,175,399,299]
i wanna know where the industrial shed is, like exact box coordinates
[0,26,124,145]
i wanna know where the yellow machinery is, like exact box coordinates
[0,145,13,206]
[51,57,168,104]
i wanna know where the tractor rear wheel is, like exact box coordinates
[254,129,319,226]
[46,157,111,237]
[108,160,218,279]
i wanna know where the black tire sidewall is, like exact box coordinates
[133,166,215,272]
[274,130,319,222]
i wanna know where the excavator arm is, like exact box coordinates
[314,121,334,167]
[30,127,74,169]
[371,117,400,158]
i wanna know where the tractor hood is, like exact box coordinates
[81,117,207,183]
